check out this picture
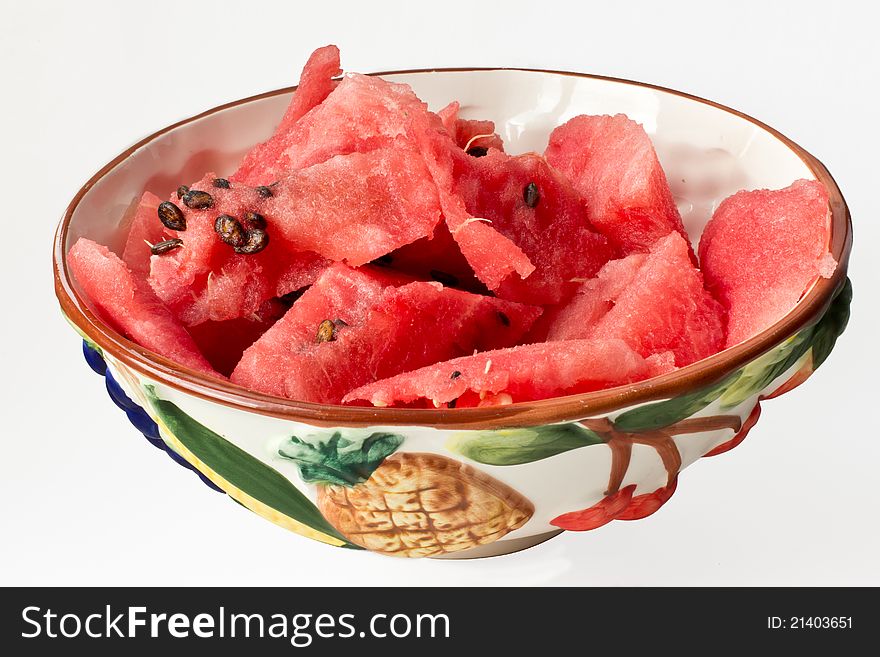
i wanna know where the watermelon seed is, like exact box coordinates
[182,189,214,210]
[256,185,274,199]
[462,133,495,152]
[484,359,493,374]
[523,182,540,208]
[157,201,186,231]
[214,214,246,248]
[234,228,270,255]
[212,178,230,189]
[447,398,458,409]
[150,238,184,255]
[176,185,189,199]
[450,370,461,379]
[242,211,267,231]
[316,319,338,343]
[497,311,510,326]
[430,270,459,287]
[466,146,488,158]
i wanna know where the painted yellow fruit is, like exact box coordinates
[317,452,533,558]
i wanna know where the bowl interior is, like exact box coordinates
[64,68,815,256]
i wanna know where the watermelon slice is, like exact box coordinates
[147,173,327,326]
[452,150,615,304]
[437,101,504,152]
[232,73,436,185]
[410,123,535,289]
[343,338,652,408]
[699,179,834,347]
[262,144,442,263]
[539,232,725,367]
[231,264,541,404]
[121,191,165,276]
[68,238,219,376]
[545,114,690,255]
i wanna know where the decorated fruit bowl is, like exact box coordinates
[53,68,852,559]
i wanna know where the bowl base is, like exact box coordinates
[429,529,563,560]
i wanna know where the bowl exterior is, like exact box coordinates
[64,278,850,558]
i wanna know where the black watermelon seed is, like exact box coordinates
[430,270,460,287]
[242,211,267,231]
[316,319,337,343]
[450,370,462,379]
[212,178,230,189]
[523,182,540,208]
[150,238,183,255]
[214,214,246,248]
[497,311,511,326]
[176,185,189,199]
[447,398,458,409]
[234,228,269,255]
[157,201,186,231]
[255,185,273,198]
[466,146,488,158]
[182,189,214,210]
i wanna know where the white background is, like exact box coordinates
[1,0,878,586]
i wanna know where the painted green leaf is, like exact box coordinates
[447,424,605,466]
[277,432,404,486]
[142,386,354,547]
[718,331,814,410]
[612,371,742,433]
[810,277,852,369]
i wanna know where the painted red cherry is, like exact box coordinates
[550,485,636,531]
[704,402,762,458]
[616,476,678,521]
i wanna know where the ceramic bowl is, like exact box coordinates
[53,68,852,558]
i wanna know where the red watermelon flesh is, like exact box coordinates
[410,122,535,288]
[453,150,615,304]
[699,179,834,347]
[232,73,436,185]
[545,114,690,255]
[437,101,504,152]
[188,305,286,377]
[68,238,219,377]
[543,232,725,366]
[262,144,442,264]
[231,265,541,404]
[121,192,165,276]
[231,264,412,400]
[147,173,327,325]
[344,338,651,408]
[232,45,341,186]
[384,221,485,293]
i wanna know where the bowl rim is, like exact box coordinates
[53,66,853,429]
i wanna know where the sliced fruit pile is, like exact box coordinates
[69,45,836,406]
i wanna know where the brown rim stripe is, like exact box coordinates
[53,67,853,429]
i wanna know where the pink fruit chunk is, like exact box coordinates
[68,238,219,376]
[453,150,615,304]
[231,264,541,404]
[699,179,835,347]
[411,123,535,289]
[121,192,165,276]
[233,73,435,185]
[540,233,725,367]
[263,144,442,264]
[344,338,651,408]
[232,45,341,185]
[147,174,327,326]
[545,114,689,255]
[437,101,504,152]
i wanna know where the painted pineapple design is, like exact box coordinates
[278,433,533,557]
